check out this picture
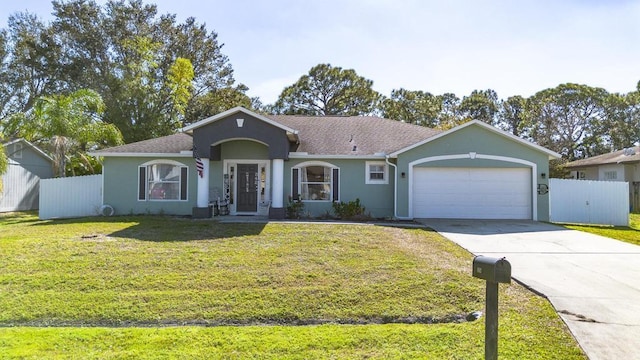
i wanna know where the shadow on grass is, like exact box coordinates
[0,211,43,226]
[29,215,267,241]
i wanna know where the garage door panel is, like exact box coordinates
[413,167,532,219]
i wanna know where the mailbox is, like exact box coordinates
[472,256,511,284]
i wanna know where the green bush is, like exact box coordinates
[332,198,369,220]
[286,196,305,219]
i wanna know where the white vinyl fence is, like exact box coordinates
[39,174,103,219]
[549,178,629,226]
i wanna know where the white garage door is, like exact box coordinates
[413,167,532,219]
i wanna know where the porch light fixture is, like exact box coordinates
[541,173,546,179]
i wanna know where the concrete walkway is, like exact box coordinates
[418,219,640,360]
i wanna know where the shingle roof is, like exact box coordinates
[92,133,193,154]
[565,146,640,168]
[93,115,442,156]
[267,115,442,155]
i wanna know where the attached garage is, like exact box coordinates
[412,167,532,219]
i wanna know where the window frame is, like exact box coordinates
[292,161,339,202]
[138,160,189,202]
[365,161,388,184]
[604,170,617,180]
[14,143,23,159]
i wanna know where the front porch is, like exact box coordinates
[191,140,288,220]
[182,107,300,220]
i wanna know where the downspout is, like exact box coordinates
[386,155,412,220]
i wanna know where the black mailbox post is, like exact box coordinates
[472,255,511,360]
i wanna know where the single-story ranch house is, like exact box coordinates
[564,145,640,211]
[91,107,560,220]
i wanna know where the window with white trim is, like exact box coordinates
[365,161,388,184]
[14,143,23,159]
[292,162,339,201]
[604,171,617,180]
[138,161,188,201]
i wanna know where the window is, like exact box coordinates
[138,161,188,201]
[14,143,23,159]
[292,162,339,201]
[604,171,617,180]
[366,161,388,184]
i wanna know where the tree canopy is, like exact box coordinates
[273,63,381,116]
[15,89,123,176]
[0,1,639,171]
[380,89,441,127]
[0,0,250,144]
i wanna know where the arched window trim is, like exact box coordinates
[292,161,340,202]
[138,159,189,202]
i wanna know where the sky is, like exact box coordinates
[2,0,640,104]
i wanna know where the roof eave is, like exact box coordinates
[288,153,387,160]
[565,158,640,168]
[88,152,193,158]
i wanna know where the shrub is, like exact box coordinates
[286,196,304,219]
[332,198,369,220]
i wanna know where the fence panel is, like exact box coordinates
[550,178,629,226]
[39,175,102,219]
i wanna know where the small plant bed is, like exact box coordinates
[332,198,371,221]
[564,213,640,246]
[0,213,585,359]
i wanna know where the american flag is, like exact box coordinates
[193,145,204,178]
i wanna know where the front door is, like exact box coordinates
[237,164,258,212]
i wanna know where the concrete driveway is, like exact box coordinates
[418,219,640,360]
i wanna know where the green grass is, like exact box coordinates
[564,213,640,246]
[0,213,585,359]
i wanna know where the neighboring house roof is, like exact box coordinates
[90,133,194,157]
[2,138,54,162]
[390,120,562,159]
[565,146,640,168]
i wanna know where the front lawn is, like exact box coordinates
[565,213,640,246]
[0,213,585,359]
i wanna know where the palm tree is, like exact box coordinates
[22,89,123,177]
